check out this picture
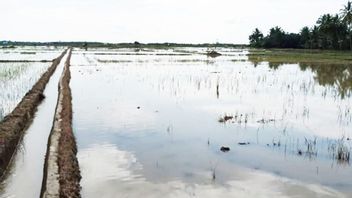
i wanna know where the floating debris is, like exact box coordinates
[238,142,250,145]
[257,119,276,124]
[220,146,230,152]
[218,115,233,123]
[272,139,281,147]
[218,113,251,124]
[137,106,141,109]
[298,150,303,155]
[20,52,36,55]
[206,50,222,58]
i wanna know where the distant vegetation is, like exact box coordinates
[247,50,352,99]
[0,41,245,49]
[249,1,352,50]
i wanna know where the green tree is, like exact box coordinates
[263,26,286,48]
[317,14,347,49]
[300,26,311,48]
[248,2,352,50]
[249,28,264,47]
[341,1,352,50]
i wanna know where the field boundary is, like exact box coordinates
[41,48,81,198]
[0,49,67,178]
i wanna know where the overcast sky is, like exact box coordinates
[0,0,347,44]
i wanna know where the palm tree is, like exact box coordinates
[249,28,264,47]
[341,1,352,24]
[341,1,352,50]
[317,14,346,49]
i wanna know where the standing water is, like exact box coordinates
[71,48,351,197]
[0,51,69,197]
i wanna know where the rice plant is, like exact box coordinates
[0,62,49,121]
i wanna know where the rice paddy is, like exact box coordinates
[0,46,351,197]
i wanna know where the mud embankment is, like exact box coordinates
[41,48,81,198]
[0,49,67,178]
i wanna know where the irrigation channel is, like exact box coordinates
[0,48,79,198]
[0,47,352,198]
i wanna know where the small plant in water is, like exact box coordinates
[328,137,351,164]
[210,160,218,181]
[303,137,318,158]
[336,138,350,163]
[212,168,216,181]
[296,137,318,158]
[305,137,317,153]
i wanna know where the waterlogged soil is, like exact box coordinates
[0,62,50,121]
[0,46,66,62]
[0,50,68,197]
[70,48,352,198]
[0,46,67,121]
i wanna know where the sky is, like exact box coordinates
[0,0,348,44]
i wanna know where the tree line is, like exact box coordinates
[249,1,352,50]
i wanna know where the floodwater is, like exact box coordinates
[0,62,49,121]
[0,46,65,61]
[0,46,65,121]
[0,51,68,197]
[69,48,351,198]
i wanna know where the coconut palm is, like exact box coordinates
[341,1,352,49]
[341,1,352,24]
[249,28,264,47]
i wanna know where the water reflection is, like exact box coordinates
[79,144,344,198]
[71,48,352,197]
[249,58,352,99]
[300,63,352,99]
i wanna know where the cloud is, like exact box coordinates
[0,0,347,43]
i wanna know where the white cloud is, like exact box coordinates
[0,0,347,43]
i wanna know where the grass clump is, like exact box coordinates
[248,49,352,65]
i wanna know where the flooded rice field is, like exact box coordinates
[0,51,69,198]
[0,47,65,121]
[0,62,49,120]
[0,46,65,61]
[70,48,352,197]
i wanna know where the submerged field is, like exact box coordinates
[0,46,351,197]
[70,48,351,197]
[0,46,65,120]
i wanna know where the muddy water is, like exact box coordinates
[71,48,352,197]
[0,51,69,198]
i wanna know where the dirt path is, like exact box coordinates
[0,49,67,178]
[41,48,81,198]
